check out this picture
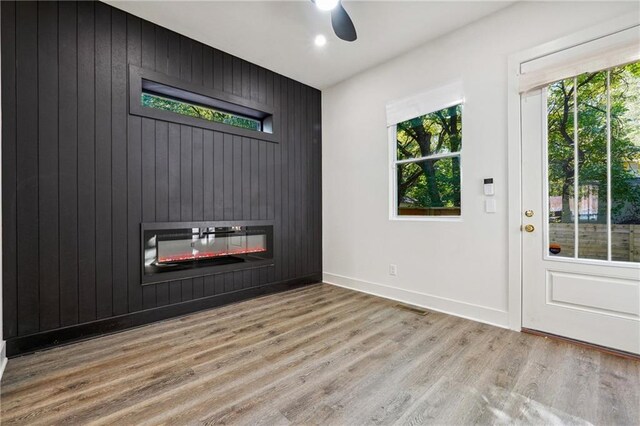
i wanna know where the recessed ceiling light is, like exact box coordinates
[314,34,327,47]
[315,0,339,11]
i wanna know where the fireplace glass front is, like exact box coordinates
[142,224,273,283]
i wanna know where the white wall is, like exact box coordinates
[322,1,639,328]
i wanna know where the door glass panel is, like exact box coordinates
[577,71,608,260]
[547,78,576,258]
[546,60,640,264]
[610,62,640,263]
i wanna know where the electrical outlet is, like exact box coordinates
[389,264,397,276]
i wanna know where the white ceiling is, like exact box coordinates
[105,1,516,89]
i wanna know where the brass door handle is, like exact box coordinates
[523,224,535,233]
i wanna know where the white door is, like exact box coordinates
[521,62,640,355]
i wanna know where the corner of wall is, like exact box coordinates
[323,272,510,329]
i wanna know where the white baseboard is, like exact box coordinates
[0,341,7,381]
[323,272,510,329]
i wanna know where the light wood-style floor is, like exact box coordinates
[1,283,639,425]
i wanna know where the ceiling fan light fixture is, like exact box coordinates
[314,34,327,47]
[315,0,339,11]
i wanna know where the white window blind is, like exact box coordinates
[385,81,464,127]
[519,25,640,93]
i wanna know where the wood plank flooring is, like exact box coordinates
[1,283,639,425]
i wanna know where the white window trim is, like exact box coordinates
[385,81,465,126]
[386,82,465,221]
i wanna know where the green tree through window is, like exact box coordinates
[547,61,640,262]
[395,104,462,216]
[141,93,261,131]
[547,62,640,225]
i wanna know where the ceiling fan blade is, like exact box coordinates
[331,2,357,42]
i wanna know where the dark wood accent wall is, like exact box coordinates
[1,1,322,355]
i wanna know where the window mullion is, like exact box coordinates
[573,77,579,259]
[394,151,460,166]
[606,70,612,261]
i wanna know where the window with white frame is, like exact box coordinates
[387,83,464,218]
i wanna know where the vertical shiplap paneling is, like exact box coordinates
[180,36,192,82]
[77,1,97,323]
[258,67,267,105]
[111,8,128,316]
[307,86,314,275]
[294,82,304,278]
[272,74,282,283]
[204,275,215,297]
[232,57,242,96]
[15,0,40,335]
[316,87,322,272]
[192,128,204,221]
[213,49,223,91]
[142,118,157,309]
[191,40,203,87]
[213,132,224,221]
[280,77,290,280]
[155,26,168,75]
[180,125,193,222]
[127,14,144,313]
[203,131,214,221]
[180,125,193,301]
[37,0,60,330]
[181,278,193,302]
[266,71,275,222]
[94,2,113,319]
[155,122,169,223]
[288,79,297,279]
[155,122,170,306]
[223,133,234,220]
[2,0,322,342]
[58,0,80,327]
[234,271,243,291]
[193,276,204,299]
[250,141,259,220]
[250,64,259,101]
[223,53,233,94]
[141,20,157,309]
[203,46,213,89]
[168,123,181,222]
[224,271,234,293]
[233,135,243,219]
[1,1,17,339]
[242,138,251,221]
[259,142,267,220]
[301,86,310,276]
[169,280,182,305]
[167,31,180,78]
[214,274,225,295]
[241,61,251,100]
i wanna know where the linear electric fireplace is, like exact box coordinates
[142,221,273,284]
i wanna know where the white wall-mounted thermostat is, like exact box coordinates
[483,178,495,196]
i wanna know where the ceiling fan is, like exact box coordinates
[311,0,357,42]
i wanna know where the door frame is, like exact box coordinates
[506,14,640,331]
